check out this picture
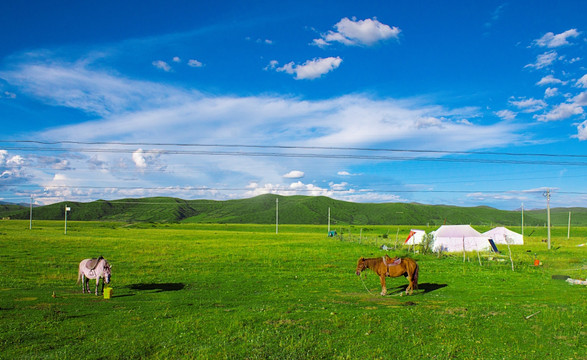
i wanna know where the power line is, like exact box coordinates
[2,145,587,166]
[1,139,586,158]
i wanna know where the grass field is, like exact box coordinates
[0,220,585,359]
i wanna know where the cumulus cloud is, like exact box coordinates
[275,57,342,80]
[533,29,580,48]
[152,60,172,72]
[534,102,583,122]
[525,51,558,69]
[509,97,546,112]
[536,75,565,86]
[313,17,400,47]
[495,110,516,121]
[577,120,587,140]
[132,148,164,171]
[576,74,587,88]
[544,87,559,98]
[283,170,305,179]
[188,59,203,67]
[574,91,587,106]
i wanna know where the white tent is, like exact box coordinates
[432,225,491,252]
[404,229,426,245]
[482,227,524,245]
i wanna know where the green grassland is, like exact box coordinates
[0,221,585,359]
[4,194,587,226]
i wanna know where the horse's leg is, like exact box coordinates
[81,274,85,293]
[406,266,415,295]
[380,275,387,296]
[83,275,88,293]
[95,278,99,296]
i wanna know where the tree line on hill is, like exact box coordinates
[2,194,586,226]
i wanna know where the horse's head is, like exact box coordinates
[355,257,367,276]
[103,263,112,284]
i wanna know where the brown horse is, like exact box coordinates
[356,255,419,296]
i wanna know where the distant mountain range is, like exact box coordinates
[2,194,586,226]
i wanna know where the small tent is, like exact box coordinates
[404,229,426,245]
[482,227,523,245]
[432,225,491,252]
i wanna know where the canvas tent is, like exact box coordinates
[404,229,426,245]
[432,225,491,252]
[482,227,523,245]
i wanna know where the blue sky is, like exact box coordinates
[0,1,586,210]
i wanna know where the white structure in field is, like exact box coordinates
[431,225,491,252]
[404,229,426,245]
[482,227,524,245]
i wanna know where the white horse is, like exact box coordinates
[77,257,112,295]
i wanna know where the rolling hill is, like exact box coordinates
[3,194,586,226]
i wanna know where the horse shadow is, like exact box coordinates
[127,283,186,292]
[391,282,447,294]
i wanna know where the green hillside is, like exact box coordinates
[5,194,586,226]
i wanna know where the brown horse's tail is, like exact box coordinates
[412,263,419,289]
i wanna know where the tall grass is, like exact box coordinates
[0,220,585,359]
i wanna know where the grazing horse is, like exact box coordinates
[356,255,419,296]
[77,257,112,295]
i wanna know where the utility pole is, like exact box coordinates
[544,189,551,250]
[64,205,71,235]
[29,195,33,230]
[521,202,524,237]
[568,211,571,240]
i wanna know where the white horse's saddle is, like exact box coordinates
[85,256,104,270]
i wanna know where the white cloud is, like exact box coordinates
[534,102,583,122]
[152,60,172,72]
[576,74,587,88]
[544,87,558,98]
[132,149,147,168]
[283,170,304,179]
[131,148,163,170]
[338,171,351,176]
[509,97,546,112]
[0,60,189,116]
[533,29,580,48]
[3,91,16,99]
[172,56,181,63]
[276,57,342,80]
[536,75,565,86]
[573,91,587,106]
[7,155,24,166]
[525,51,558,69]
[188,59,203,67]
[313,17,401,47]
[495,109,516,121]
[577,120,587,140]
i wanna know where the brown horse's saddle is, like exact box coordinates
[382,256,402,276]
[85,256,104,270]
